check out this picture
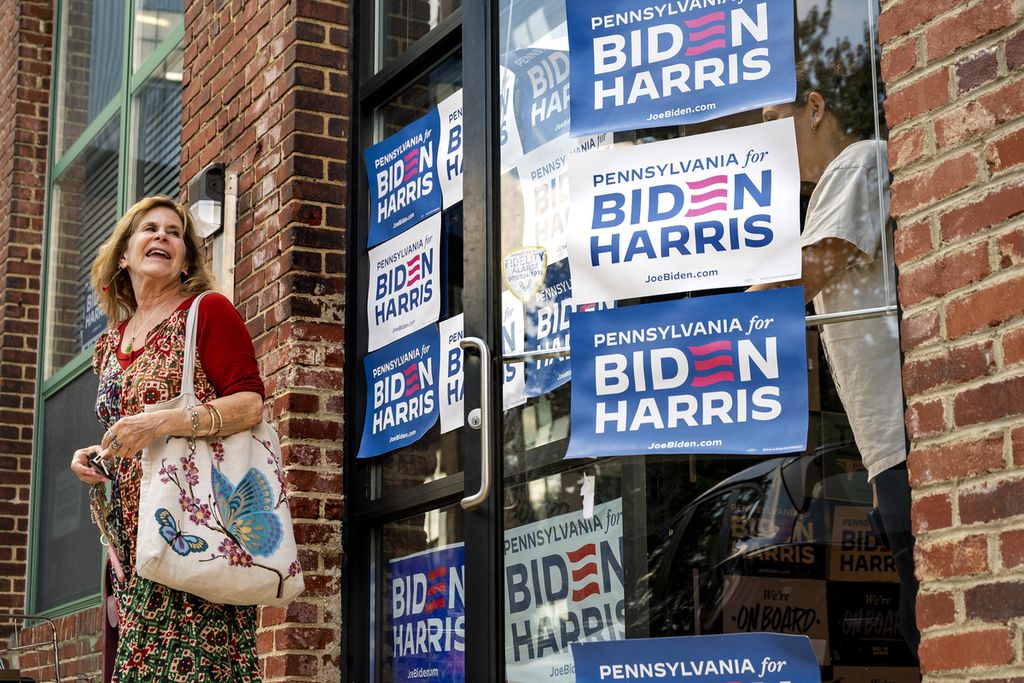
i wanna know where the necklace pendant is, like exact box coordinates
[124,340,134,354]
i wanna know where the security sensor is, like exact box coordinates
[188,163,225,238]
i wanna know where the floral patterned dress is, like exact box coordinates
[93,304,261,683]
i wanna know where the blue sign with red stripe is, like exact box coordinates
[365,110,443,247]
[358,325,440,459]
[565,288,808,458]
[566,0,795,135]
[389,543,465,682]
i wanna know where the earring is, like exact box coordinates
[102,267,122,292]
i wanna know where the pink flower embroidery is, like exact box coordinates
[189,503,212,526]
[218,538,253,567]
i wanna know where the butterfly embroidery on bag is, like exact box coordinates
[211,466,284,557]
[156,508,209,556]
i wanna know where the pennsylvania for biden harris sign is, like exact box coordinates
[567,118,800,302]
[566,287,807,459]
[567,0,795,135]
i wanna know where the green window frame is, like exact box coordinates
[28,0,185,617]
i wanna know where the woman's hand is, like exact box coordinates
[71,446,110,485]
[102,411,167,460]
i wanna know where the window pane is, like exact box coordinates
[131,46,183,201]
[377,0,461,70]
[45,119,120,376]
[382,505,464,682]
[368,54,463,497]
[55,0,124,156]
[34,370,105,613]
[133,0,183,70]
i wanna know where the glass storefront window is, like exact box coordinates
[377,0,461,71]
[492,0,915,679]
[133,0,182,69]
[131,45,184,201]
[44,119,120,376]
[54,0,124,156]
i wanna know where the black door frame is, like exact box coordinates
[343,2,506,680]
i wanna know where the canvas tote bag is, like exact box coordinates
[136,292,304,605]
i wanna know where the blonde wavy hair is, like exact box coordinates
[90,195,215,325]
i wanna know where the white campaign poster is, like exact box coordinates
[437,90,464,207]
[567,118,801,302]
[504,499,625,683]
[502,290,527,410]
[367,214,442,352]
[438,314,465,434]
[517,134,611,263]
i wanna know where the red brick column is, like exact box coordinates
[182,1,348,680]
[0,0,51,616]
[881,0,1024,678]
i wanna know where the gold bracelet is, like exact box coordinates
[201,402,223,437]
[211,404,224,434]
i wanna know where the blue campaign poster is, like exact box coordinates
[358,325,440,459]
[389,543,465,683]
[506,48,571,153]
[525,259,611,398]
[571,633,819,683]
[365,110,443,247]
[566,287,808,458]
[567,0,796,135]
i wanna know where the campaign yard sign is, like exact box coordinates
[365,110,442,247]
[571,633,819,683]
[358,325,440,459]
[566,287,807,459]
[437,90,464,207]
[567,118,800,302]
[367,214,442,352]
[505,500,625,683]
[389,543,465,683]
[518,133,612,263]
[525,259,612,398]
[566,0,796,135]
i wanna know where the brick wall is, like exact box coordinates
[181,0,349,680]
[881,0,1024,679]
[0,0,51,619]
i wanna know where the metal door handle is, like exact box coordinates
[459,336,491,510]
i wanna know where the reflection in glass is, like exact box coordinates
[45,119,120,376]
[503,462,626,682]
[131,46,184,201]
[382,506,464,682]
[55,0,124,155]
[133,0,182,69]
[377,0,461,70]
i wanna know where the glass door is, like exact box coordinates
[347,1,506,681]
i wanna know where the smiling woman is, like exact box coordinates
[68,195,267,682]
